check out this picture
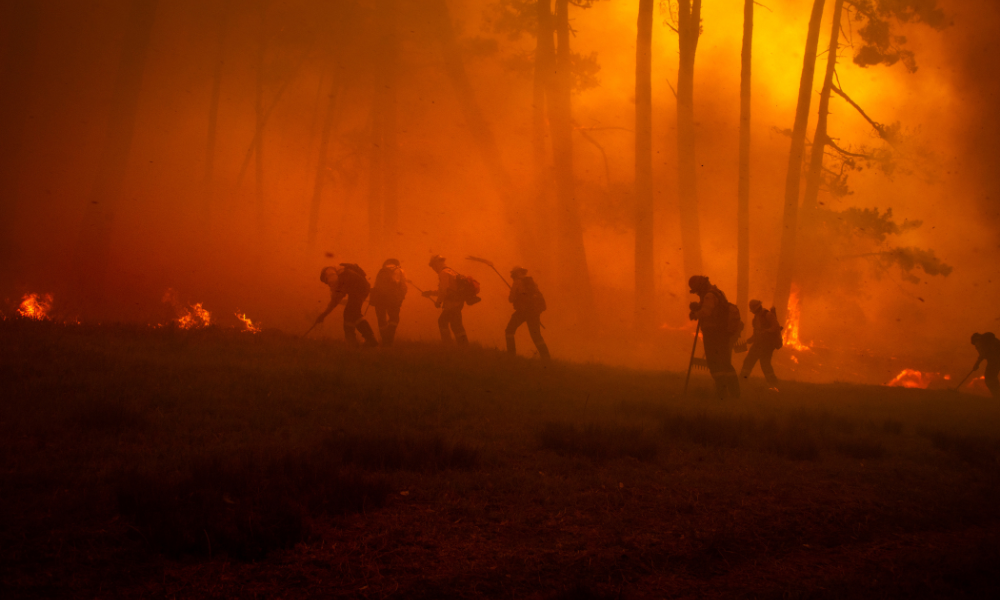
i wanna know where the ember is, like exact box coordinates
[782,285,811,352]
[235,311,261,334]
[18,293,53,320]
[887,369,941,389]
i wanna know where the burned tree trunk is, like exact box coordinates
[802,0,844,221]
[548,0,594,315]
[676,0,703,277]
[73,0,159,307]
[736,0,753,322]
[430,0,532,260]
[253,2,267,242]
[772,0,825,320]
[532,0,555,263]
[635,0,655,325]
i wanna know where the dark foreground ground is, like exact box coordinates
[2,320,1000,599]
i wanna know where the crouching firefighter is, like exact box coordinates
[740,299,782,387]
[370,258,407,346]
[422,255,480,346]
[505,267,550,360]
[689,275,742,399]
[315,263,378,347]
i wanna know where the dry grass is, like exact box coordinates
[2,318,1000,598]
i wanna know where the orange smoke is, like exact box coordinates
[18,293,53,320]
[887,369,942,389]
[235,311,261,333]
[163,288,211,329]
[782,285,811,352]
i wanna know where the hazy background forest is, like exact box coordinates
[0,0,998,382]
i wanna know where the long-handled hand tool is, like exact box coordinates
[406,279,439,304]
[951,366,979,392]
[466,256,511,289]
[302,321,320,337]
[683,322,701,396]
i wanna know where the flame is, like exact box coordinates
[235,311,261,333]
[887,369,941,389]
[163,289,211,329]
[18,293,53,320]
[782,285,812,352]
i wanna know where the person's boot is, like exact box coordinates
[727,374,741,399]
[357,320,378,347]
[506,335,516,355]
[383,324,396,346]
[537,343,551,361]
[344,323,360,348]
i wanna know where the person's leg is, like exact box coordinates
[526,314,550,360]
[375,305,388,341]
[356,319,378,347]
[703,334,729,399]
[451,308,468,346]
[741,344,761,378]
[383,305,400,345]
[759,346,779,386]
[986,361,1000,399]
[438,310,453,344]
[505,312,525,355]
[343,296,362,346]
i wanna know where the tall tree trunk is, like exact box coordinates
[307,78,342,250]
[202,0,229,226]
[736,0,753,322]
[549,0,594,315]
[0,1,41,291]
[802,0,844,221]
[430,0,532,261]
[772,0,825,320]
[635,0,654,325]
[532,0,555,266]
[676,0,703,277]
[254,2,267,243]
[376,0,399,255]
[73,0,158,308]
[368,83,384,254]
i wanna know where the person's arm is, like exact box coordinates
[315,291,344,323]
[974,349,984,370]
[694,293,717,321]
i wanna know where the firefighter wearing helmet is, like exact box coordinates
[505,266,549,360]
[422,255,469,346]
[740,299,782,388]
[689,275,741,399]
[369,258,408,346]
[315,262,378,347]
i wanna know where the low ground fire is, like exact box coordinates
[17,293,53,321]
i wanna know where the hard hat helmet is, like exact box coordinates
[749,299,763,312]
[688,275,709,293]
[510,266,528,278]
[972,333,984,344]
[429,254,446,268]
[383,258,400,267]
[320,266,336,284]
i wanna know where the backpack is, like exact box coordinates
[456,274,481,305]
[372,266,406,306]
[769,306,784,349]
[726,302,744,338]
[339,263,370,295]
[516,277,546,313]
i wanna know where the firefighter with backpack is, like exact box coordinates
[740,299,782,388]
[315,263,379,347]
[688,275,742,399]
[369,258,407,346]
[422,255,480,346]
[505,266,550,360]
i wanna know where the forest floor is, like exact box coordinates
[3,320,1000,599]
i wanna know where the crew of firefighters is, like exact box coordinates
[313,257,999,400]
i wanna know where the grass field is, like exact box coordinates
[2,319,1000,598]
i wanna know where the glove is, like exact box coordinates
[435,301,442,309]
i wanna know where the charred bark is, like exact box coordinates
[736,0,753,322]
[73,0,159,307]
[676,0,703,277]
[548,0,594,315]
[772,0,825,321]
[635,0,655,325]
